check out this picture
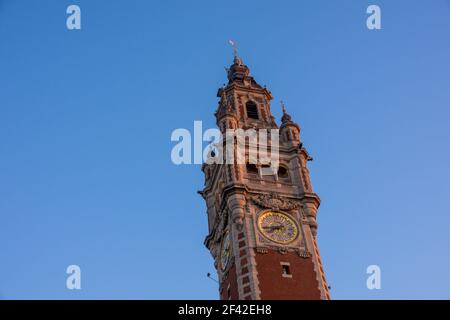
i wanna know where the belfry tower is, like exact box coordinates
[200,51,330,300]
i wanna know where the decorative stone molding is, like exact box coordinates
[256,247,268,254]
[256,244,310,257]
[296,249,312,259]
[250,193,301,211]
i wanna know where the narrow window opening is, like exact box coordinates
[282,265,291,275]
[246,101,259,120]
[281,262,292,278]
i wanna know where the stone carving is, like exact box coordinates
[256,245,311,258]
[256,247,268,254]
[296,249,312,259]
[250,193,301,211]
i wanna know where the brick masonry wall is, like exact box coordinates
[254,250,321,300]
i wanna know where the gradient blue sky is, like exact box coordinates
[1,0,449,299]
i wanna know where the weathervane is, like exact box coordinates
[228,39,239,59]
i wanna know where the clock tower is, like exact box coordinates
[200,53,330,300]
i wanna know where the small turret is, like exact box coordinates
[279,101,300,147]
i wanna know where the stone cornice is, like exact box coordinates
[300,192,321,207]
[222,83,273,100]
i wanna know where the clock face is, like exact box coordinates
[257,211,299,244]
[219,230,231,271]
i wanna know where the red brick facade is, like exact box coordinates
[255,250,321,300]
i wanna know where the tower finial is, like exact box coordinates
[228,39,239,59]
[281,100,293,124]
[281,100,287,114]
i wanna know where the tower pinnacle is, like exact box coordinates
[228,39,241,64]
[281,100,293,124]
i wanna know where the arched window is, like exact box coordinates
[246,101,259,120]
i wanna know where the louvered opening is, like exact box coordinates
[246,101,259,119]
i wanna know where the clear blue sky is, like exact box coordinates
[1,0,449,299]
